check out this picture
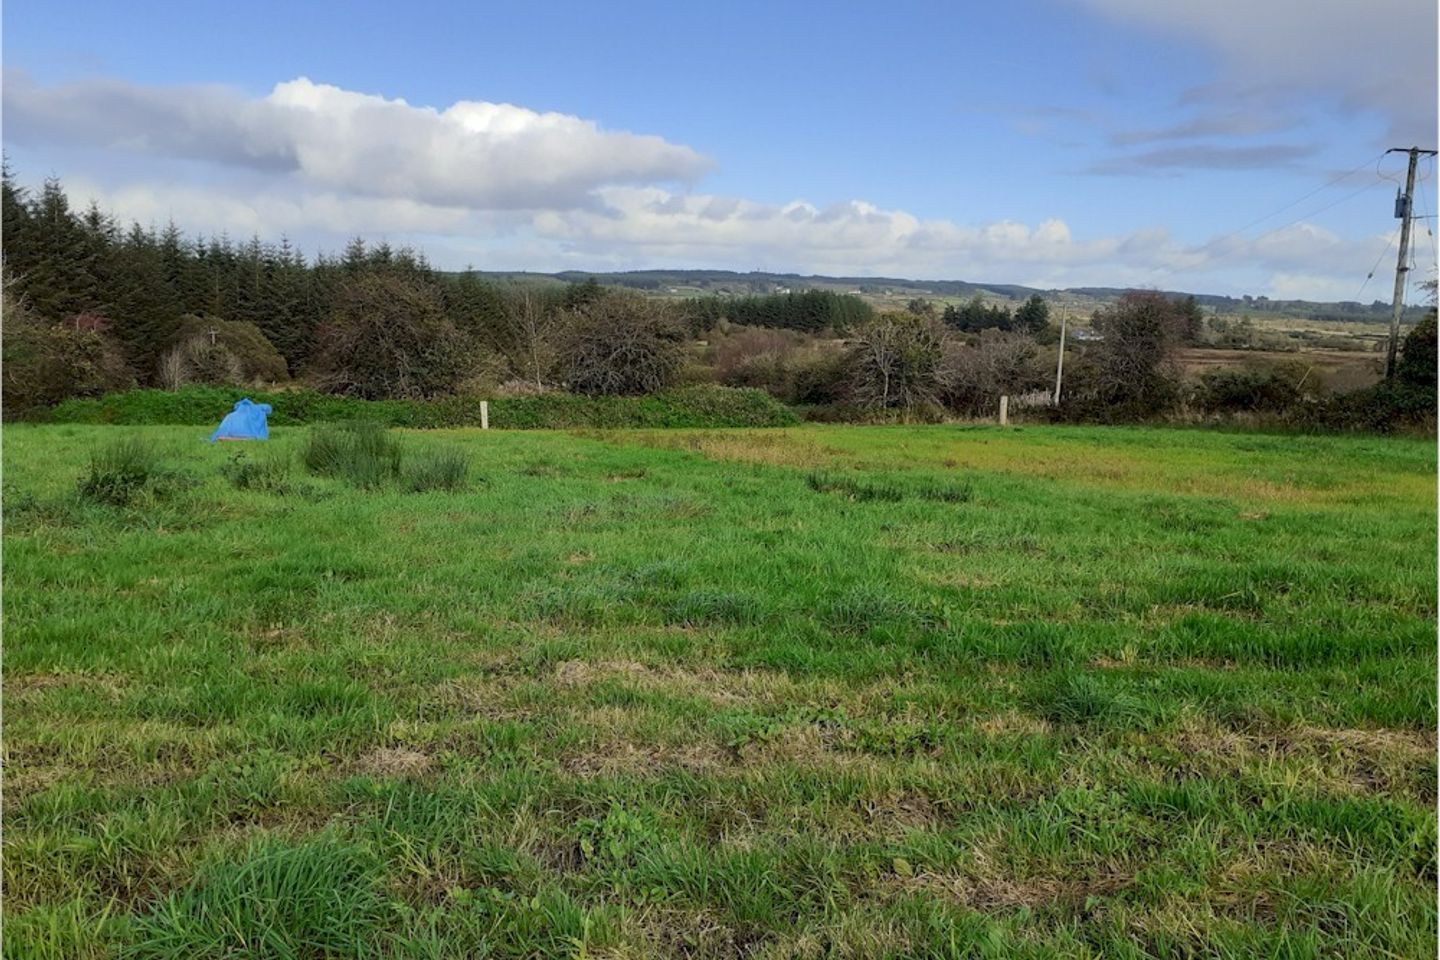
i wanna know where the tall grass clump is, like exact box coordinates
[220,450,293,494]
[77,436,160,506]
[1036,671,1149,728]
[301,421,403,488]
[126,838,389,959]
[405,449,471,492]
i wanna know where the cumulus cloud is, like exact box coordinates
[1075,0,1438,143]
[3,71,711,210]
[525,185,1395,292]
[14,68,1423,299]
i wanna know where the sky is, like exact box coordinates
[3,0,1437,300]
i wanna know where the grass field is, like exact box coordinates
[3,422,1436,958]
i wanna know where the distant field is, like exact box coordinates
[1178,346,1385,392]
[4,424,1436,958]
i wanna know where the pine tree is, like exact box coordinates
[25,179,103,320]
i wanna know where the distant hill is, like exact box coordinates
[455,269,1428,324]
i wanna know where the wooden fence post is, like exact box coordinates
[999,395,1009,426]
[480,400,489,431]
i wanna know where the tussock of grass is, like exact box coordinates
[1035,671,1151,728]
[405,449,470,492]
[127,838,388,959]
[77,437,160,506]
[220,450,293,494]
[301,421,403,489]
[807,471,973,504]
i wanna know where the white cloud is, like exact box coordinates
[3,72,711,210]
[1075,0,1437,143]
[14,68,1430,299]
[60,173,1423,298]
[64,177,484,238]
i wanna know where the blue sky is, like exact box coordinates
[4,0,1437,298]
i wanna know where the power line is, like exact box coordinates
[1357,225,1401,300]
[1205,152,1386,250]
[1249,178,1388,244]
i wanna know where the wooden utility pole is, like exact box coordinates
[1386,147,1438,379]
[1053,306,1068,405]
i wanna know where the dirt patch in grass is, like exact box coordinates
[353,747,433,778]
[973,710,1053,737]
[6,672,126,698]
[864,790,941,833]
[1151,717,1436,797]
[561,739,726,779]
[900,868,1132,911]
[1289,723,1436,759]
[613,907,762,959]
[432,676,533,721]
[551,659,800,708]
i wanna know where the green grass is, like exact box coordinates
[4,422,1436,958]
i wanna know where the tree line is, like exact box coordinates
[4,171,1432,431]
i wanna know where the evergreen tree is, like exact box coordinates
[1013,295,1049,336]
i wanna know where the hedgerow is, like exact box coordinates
[45,383,798,429]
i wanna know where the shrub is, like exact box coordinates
[1396,314,1437,389]
[846,313,948,411]
[1295,381,1436,433]
[559,291,686,395]
[301,422,403,488]
[704,326,848,404]
[3,287,134,419]
[312,273,475,399]
[940,330,1046,416]
[1058,292,1190,422]
[1191,364,1306,413]
[405,449,470,492]
[159,316,289,388]
[78,437,159,506]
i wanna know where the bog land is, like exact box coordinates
[3,423,1436,958]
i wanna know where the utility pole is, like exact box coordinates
[1386,147,1438,379]
[1053,306,1068,405]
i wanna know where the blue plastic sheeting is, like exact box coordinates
[209,398,272,442]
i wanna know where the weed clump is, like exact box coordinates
[405,449,470,492]
[1036,672,1146,728]
[807,472,904,502]
[221,450,293,494]
[128,837,388,958]
[77,437,182,506]
[302,421,403,488]
[807,471,972,504]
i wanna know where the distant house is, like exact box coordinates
[1072,328,1104,342]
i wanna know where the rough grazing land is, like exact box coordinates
[3,423,1436,959]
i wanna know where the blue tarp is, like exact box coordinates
[209,398,272,442]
